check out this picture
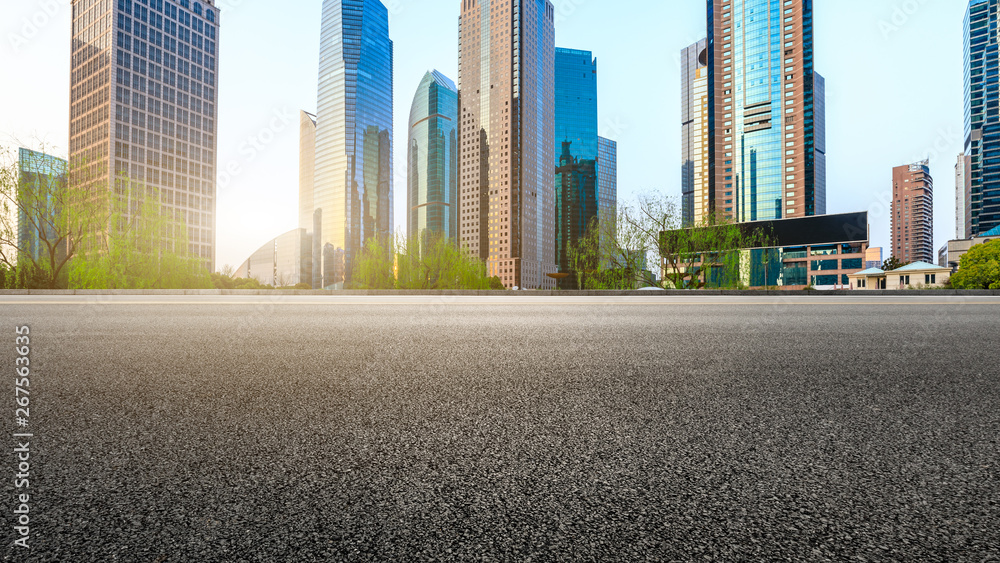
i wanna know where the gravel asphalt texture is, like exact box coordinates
[2,296,999,562]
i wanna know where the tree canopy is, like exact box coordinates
[950,239,1000,290]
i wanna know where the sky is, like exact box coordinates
[0,0,970,270]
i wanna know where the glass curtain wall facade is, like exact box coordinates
[554,48,598,285]
[313,0,393,289]
[408,70,459,247]
[71,0,220,270]
[708,0,826,223]
[17,149,69,262]
[458,0,557,290]
[234,229,313,287]
[597,136,617,252]
[554,141,596,288]
[681,39,709,227]
[965,0,1000,236]
[956,153,973,239]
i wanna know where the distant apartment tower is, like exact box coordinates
[70,0,220,269]
[311,0,393,289]
[965,0,1000,236]
[408,71,459,245]
[681,39,709,227]
[707,0,826,222]
[597,136,617,241]
[956,154,973,240]
[891,160,934,264]
[458,0,557,290]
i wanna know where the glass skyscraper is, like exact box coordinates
[16,149,69,262]
[597,136,618,241]
[707,0,826,223]
[554,48,599,284]
[70,0,221,269]
[312,0,393,289]
[459,0,557,290]
[681,39,709,227]
[407,70,459,246]
[555,49,598,163]
[965,0,1000,236]
[555,141,596,288]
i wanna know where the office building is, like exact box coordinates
[891,160,934,264]
[311,0,393,289]
[459,0,557,290]
[956,153,972,240]
[597,136,618,245]
[865,246,883,270]
[681,39,709,227]
[555,141,597,288]
[707,0,826,222]
[15,149,69,262]
[554,48,599,286]
[407,70,459,246]
[299,111,316,232]
[965,0,1000,236]
[234,229,312,287]
[71,0,220,269]
[660,212,870,289]
[944,226,1000,270]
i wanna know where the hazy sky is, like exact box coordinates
[0,0,969,270]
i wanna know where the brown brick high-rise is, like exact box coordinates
[891,161,934,264]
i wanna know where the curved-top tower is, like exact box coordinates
[407,71,459,247]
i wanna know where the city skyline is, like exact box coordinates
[0,1,970,270]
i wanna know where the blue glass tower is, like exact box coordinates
[554,49,598,163]
[313,0,393,289]
[965,0,1000,236]
[407,70,459,246]
[554,48,600,282]
[708,0,825,223]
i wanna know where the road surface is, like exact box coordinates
[2,295,998,561]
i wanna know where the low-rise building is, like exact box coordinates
[234,229,313,287]
[659,212,870,290]
[848,261,951,290]
[943,225,1000,270]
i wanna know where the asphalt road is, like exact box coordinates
[2,295,999,562]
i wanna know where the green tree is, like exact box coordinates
[950,240,1000,290]
[351,232,498,290]
[0,145,104,289]
[68,181,212,289]
[882,256,908,272]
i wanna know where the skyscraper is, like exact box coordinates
[458,0,557,290]
[555,141,596,288]
[407,70,459,246]
[597,136,617,248]
[891,160,934,264]
[554,48,598,285]
[965,0,1000,236]
[707,0,826,223]
[312,0,393,289]
[71,0,220,270]
[554,48,598,164]
[956,153,972,240]
[299,111,316,233]
[681,39,709,227]
[16,149,69,262]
